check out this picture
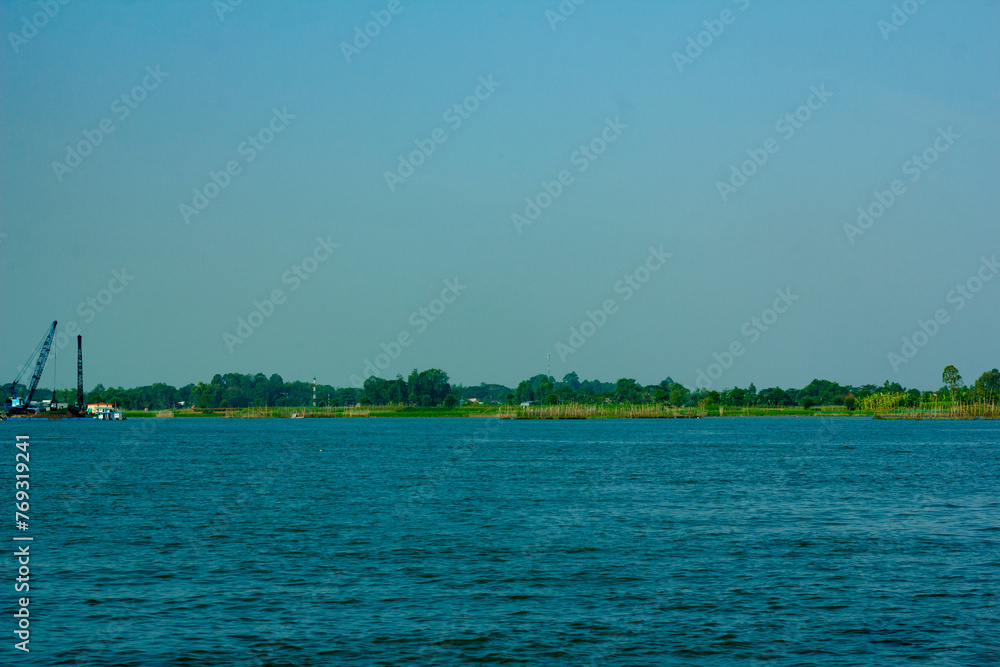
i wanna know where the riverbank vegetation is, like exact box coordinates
[6,365,996,419]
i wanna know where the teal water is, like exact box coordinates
[4,417,999,665]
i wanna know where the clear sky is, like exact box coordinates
[1,0,998,392]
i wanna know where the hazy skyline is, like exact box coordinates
[2,0,998,392]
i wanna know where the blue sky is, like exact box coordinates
[1,0,998,391]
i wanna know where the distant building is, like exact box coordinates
[88,403,125,420]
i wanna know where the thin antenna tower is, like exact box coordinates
[313,377,317,408]
[547,353,550,379]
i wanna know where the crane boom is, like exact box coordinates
[9,321,57,412]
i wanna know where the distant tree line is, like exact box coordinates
[454,370,998,410]
[5,365,997,411]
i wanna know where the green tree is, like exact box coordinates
[363,376,389,405]
[418,368,451,405]
[537,376,554,403]
[443,394,458,408]
[974,369,1000,402]
[514,381,533,404]
[757,387,793,406]
[613,378,642,403]
[723,387,746,406]
[407,369,419,404]
[942,365,962,401]
[669,386,690,407]
[562,372,581,391]
[267,373,284,404]
[388,375,407,404]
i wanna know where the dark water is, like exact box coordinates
[5,417,999,665]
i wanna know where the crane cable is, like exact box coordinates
[12,330,48,387]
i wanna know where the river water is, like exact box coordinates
[5,417,998,665]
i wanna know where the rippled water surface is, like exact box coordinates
[6,417,999,665]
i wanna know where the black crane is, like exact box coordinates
[7,321,57,416]
[69,335,86,417]
[77,335,84,410]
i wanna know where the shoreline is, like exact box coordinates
[110,405,999,421]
